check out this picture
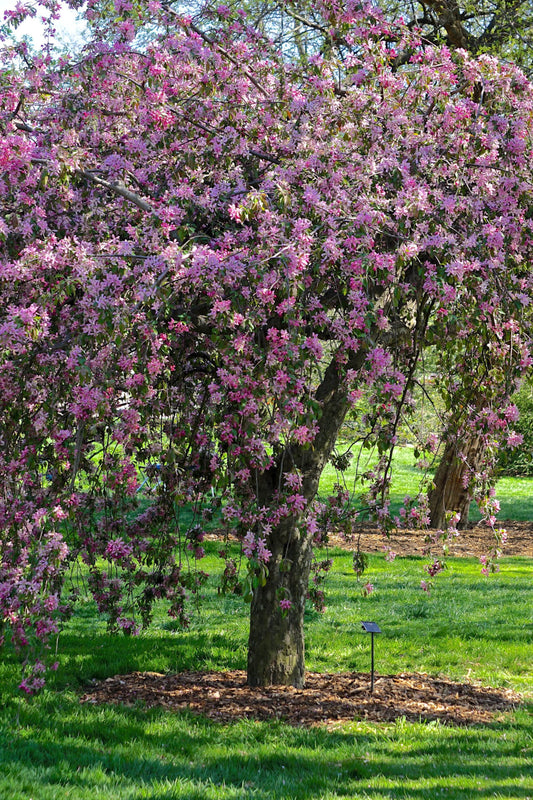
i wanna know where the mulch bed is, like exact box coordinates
[80,669,522,727]
[80,521,530,728]
[326,519,533,559]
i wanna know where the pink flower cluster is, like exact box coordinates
[243,531,272,565]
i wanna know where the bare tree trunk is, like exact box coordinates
[246,358,354,687]
[428,433,485,529]
[247,523,313,687]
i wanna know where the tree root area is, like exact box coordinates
[80,523,529,728]
[80,670,521,727]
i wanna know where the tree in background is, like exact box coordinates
[426,321,527,530]
[1,0,532,691]
[380,0,533,70]
[378,0,533,528]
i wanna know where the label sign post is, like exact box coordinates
[361,621,382,693]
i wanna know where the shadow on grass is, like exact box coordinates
[49,628,248,690]
[1,693,532,800]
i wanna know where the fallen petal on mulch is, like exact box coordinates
[80,670,522,727]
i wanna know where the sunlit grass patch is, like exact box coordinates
[319,445,533,521]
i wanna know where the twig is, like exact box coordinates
[161,3,269,98]
[284,6,329,35]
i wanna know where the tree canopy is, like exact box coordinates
[1,0,532,691]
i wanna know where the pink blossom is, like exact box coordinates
[117,618,140,635]
[292,426,314,444]
[288,494,306,512]
[285,471,302,490]
[43,594,58,612]
[105,539,133,560]
[51,506,68,520]
[504,404,520,423]
[304,334,323,360]
[242,530,256,559]
[256,538,272,564]
[228,204,243,222]
[18,677,45,695]
[506,431,523,448]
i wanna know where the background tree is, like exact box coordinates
[375,0,533,528]
[1,0,533,691]
[379,0,533,69]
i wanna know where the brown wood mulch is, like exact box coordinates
[326,519,533,558]
[80,521,530,728]
[80,669,522,728]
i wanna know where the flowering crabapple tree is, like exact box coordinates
[1,0,533,691]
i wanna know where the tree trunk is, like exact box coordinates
[247,522,314,688]
[246,354,365,687]
[428,433,484,529]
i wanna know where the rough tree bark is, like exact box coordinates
[246,359,354,688]
[247,522,314,687]
[428,433,485,530]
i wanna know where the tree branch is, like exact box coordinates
[284,6,329,35]
[78,170,153,212]
[422,0,471,49]
[248,148,281,165]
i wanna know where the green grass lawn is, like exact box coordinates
[319,445,533,522]
[1,541,532,800]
